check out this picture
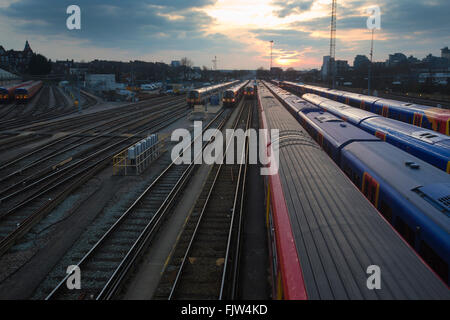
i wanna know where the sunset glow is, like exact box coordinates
[1,0,448,69]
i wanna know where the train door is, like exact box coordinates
[362,172,380,208]
[413,113,423,127]
[360,100,366,111]
[382,105,389,117]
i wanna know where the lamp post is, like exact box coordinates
[270,40,274,74]
[368,28,374,95]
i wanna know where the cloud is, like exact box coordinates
[271,0,314,18]
[1,0,449,69]
[0,0,237,56]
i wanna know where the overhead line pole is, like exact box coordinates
[368,28,374,95]
[329,0,337,89]
[270,40,274,74]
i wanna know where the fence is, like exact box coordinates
[113,133,169,175]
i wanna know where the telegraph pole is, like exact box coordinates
[270,40,274,72]
[212,56,218,71]
[77,73,82,113]
[329,0,337,88]
[368,28,374,95]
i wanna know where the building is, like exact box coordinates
[85,74,117,91]
[353,55,370,69]
[0,67,19,82]
[418,72,450,85]
[442,47,450,60]
[422,54,449,70]
[321,56,331,79]
[0,41,34,73]
[407,55,420,64]
[386,53,407,66]
[171,60,181,68]
[335,60,349,75]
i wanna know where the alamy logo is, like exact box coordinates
[170,121,279,175]
[66,265,81,290]
[66,5,81,30]
[366,5,381,30]
[366,265,381,289]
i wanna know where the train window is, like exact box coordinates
[379,200,393,222]
[394,217,415,247]
[224,91,235,98]
[420,241,448,284]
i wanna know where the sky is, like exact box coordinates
[0,0,449,70]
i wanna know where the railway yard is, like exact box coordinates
[0,80,448,301]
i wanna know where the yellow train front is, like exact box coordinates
[222,81,249,108]
[244,85,255,99]
[14,80,42,104]
[186,81,240,108]
[187,90,201,107]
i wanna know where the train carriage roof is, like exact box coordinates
[259,80,450,299]
[303,93,379,125]
[342,141,450,230]
[305,111,380,148]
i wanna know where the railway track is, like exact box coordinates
[0,100,187,181]
[0,86,99,130]
[0,94,182,133]
[0,96,185,153]
[0,103,188,204]
[0,105,190,257]
[154,100,252,300]
[45,107,232,300]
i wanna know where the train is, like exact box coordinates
[301,93,450,174]
[244,82,256,99]
[222,81,249,108]
[186,81,239,107]
[264,81,450,285]
[0,81,33,103]
[14,80,43,104]
[279,81,450,136]
[257,80,449,299]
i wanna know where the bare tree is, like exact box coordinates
[180,57,193,80]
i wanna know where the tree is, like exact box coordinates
[180,57,193,80]
[256,67,269,79]
[27,53,51,75]
[285,67,297,80]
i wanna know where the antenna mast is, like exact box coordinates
[329,0,337,88]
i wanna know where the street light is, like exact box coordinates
[270,40,274,72]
